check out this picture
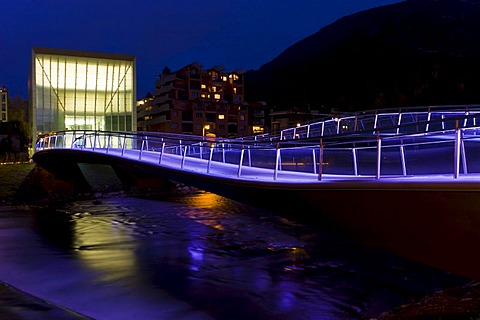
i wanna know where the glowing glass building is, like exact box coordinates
[30,47,136,142]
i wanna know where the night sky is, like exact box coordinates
[1,0,401,100]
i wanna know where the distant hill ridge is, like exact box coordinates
[245,0,480,112]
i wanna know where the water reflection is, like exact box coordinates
[0,195,470,319]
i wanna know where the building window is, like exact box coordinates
[214,94,221,100]
[219,124,225,130]
[192,91,199,98]
[240,115,245,121]
[172,111,178,117]
[171,123,178,129]
[218,114,225,120]
[253,126,264,133]
[196,112,202,118]
[2,113,6,121]
[201,84,206,89]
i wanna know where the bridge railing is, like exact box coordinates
[241,105,480,142]
[35,114,480,181]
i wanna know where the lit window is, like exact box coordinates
[253,126,263,133]
[201,84,206,89]
[233,88,237,94]
[222,76,227,81]
[218,114,225,120]
[201,93,207,98]
[214,94,221,100]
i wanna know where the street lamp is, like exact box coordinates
[203,124,210,136]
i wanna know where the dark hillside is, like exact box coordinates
[245,0,480,112]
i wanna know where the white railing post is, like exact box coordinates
[159,142,165,164]
[461,132,468,175]
[238,147,244,177]
[396,113,402,135]
[106,134,111,154]
[312,148,317,175]
[222,143,226,163]
[376,132,381,180]
[139,138,144,160]
[400,144,407,176]
[181,145,187,169]
[318,138,323,181]
[454,123,461,179]
[207,146,214,173]
[352,148,358,176]
[274,143,280,180]
[121,135,127,156]
[92,132,97,151]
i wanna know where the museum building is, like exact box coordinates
[30,47,136,143]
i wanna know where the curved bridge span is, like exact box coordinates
[33,106,480,280]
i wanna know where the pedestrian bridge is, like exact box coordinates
[33,105,480,280]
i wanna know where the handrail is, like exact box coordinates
[243,104,480,142]
[34,108,480,182]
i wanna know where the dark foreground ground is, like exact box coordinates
[1,163,480,319]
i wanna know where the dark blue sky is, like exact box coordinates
[1,0,401,100]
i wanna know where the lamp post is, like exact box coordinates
[203,124,210,136]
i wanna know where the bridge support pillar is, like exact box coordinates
[17,162,92,204]
[110,163,176,195]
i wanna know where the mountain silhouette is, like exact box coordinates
[245,0,480,112]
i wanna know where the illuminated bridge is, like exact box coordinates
[33,105,480,280]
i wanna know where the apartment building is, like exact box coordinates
[0,86,7,122]
[137,62,267,137]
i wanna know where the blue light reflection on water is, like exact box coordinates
[0,194,469,319]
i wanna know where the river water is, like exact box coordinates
[0,193,468,319]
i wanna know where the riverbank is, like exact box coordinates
[0,162,35,205]
[0,282,92,319]
[1,163,480,319]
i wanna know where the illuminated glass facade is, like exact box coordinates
[30,47,136,141]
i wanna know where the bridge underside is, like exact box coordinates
[32,149,480,281]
